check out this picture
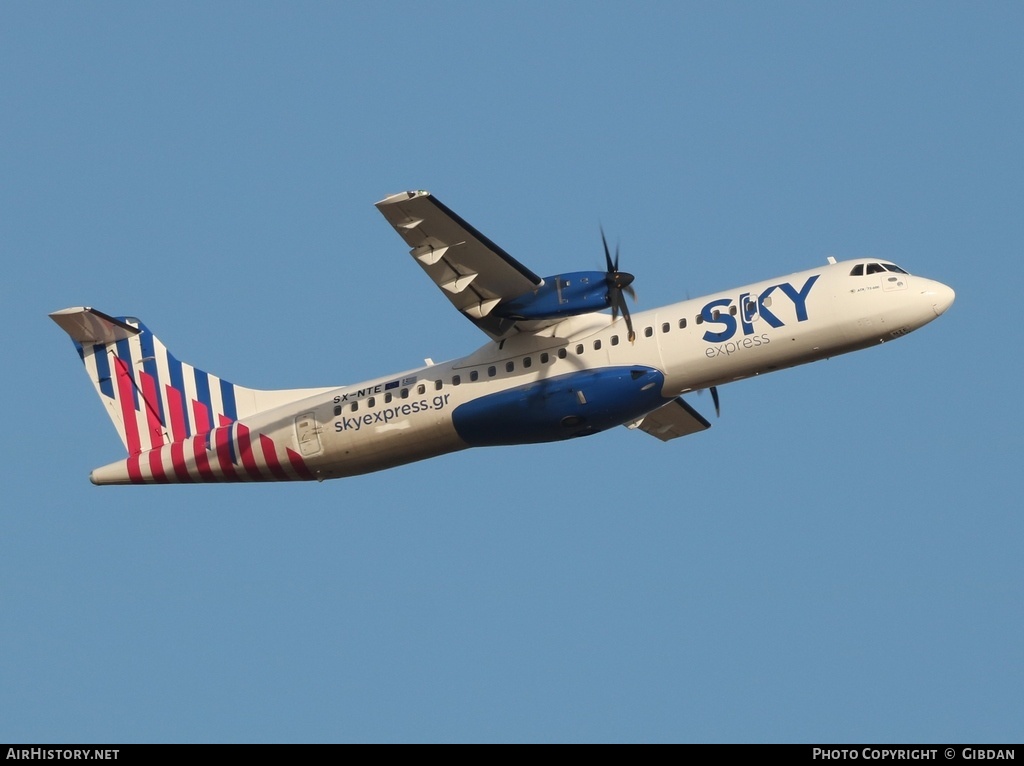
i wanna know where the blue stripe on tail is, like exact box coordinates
[93,344,114,399]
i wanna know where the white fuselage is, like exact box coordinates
[217,258,952,482]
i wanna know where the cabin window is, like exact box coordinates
[593,339,602,350]
[488,365,497,377]
[434,380,442,391]
[679,318,687,329]
[576,344,584,355]
[696,315,703,324]
[384,392,393,403]
[367,396,375,407]
[523,357,532,368]
[506,361,515,372]
[540,352,549,364]
[333,405,342,416]
[401,388,410,399]
[417,384,426,395]
[745,300,757,314]
[662,322,670,333]
[611,335,619,346]
[452,375,461,386]
[762,296,773,308]
[351,401,359,412]
[712,310,720,320]
[470,370,479,382]
[644,326,653,338]
[558,348,567,359]
[729,306,737,316]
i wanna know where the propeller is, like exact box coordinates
[601,227,637,342]
[699,385,721,418]
[598,227,718,416]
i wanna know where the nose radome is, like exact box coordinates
[927,282,955,316]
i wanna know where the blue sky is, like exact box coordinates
[2,2,1021,743]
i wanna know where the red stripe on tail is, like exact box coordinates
[114,356,142,455]
[166,385,188,442]
[236,424,265,481]
[126,453,143,484]
[286,448,316,481]
[192,400,211,436]
[191,436,217,482]
[148,446,169,483]
[259,434,291,481]
[170,441,193,483]
[214,426,239,481]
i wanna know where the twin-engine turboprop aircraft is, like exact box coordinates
[51,190,954,485]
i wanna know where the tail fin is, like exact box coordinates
[50,307,317,456]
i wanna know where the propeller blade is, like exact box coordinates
[710,386,720,417]
[619,293,635,343]
[601,226,614,273]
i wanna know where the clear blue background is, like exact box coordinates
[2,2,1020,743]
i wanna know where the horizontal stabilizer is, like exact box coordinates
[629,397,711,442]
[49,307,139,345]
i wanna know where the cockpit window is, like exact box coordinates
[852,262,909,277]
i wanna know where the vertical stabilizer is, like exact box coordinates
[50,307,328,458]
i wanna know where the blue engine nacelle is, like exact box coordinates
[492,271,612,320]
[451,366,667,446]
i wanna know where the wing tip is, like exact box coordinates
[375,189,432,207]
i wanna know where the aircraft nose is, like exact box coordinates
[926,282,955,316]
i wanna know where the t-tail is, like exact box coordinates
[50,307,330,485]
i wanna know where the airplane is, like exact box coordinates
[50,189,955,485]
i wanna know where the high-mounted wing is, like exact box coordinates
[375,190,544,340]
[627,397,711,441]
